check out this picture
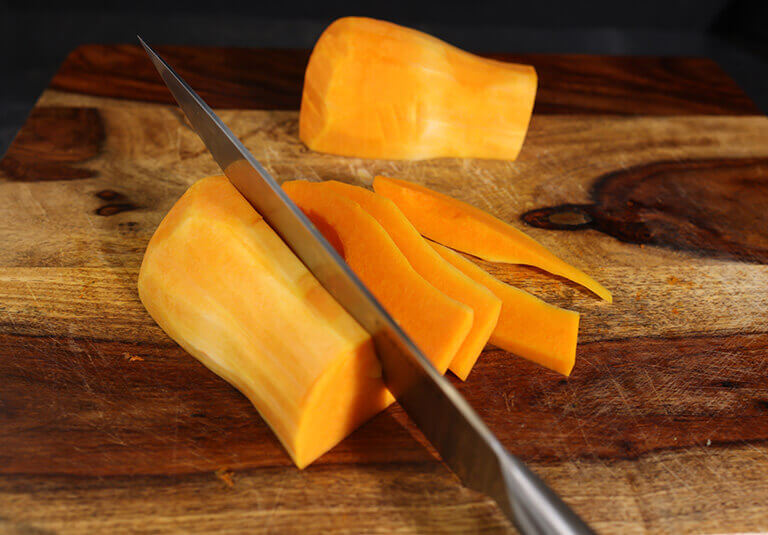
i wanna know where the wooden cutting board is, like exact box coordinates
[1,45,767,534]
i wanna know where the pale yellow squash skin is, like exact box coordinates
[138,176,392,468]
[300,17,538,160]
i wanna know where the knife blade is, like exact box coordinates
[139,36,593,535]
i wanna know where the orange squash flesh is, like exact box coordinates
[283,180,474,374]
[300,17,538,160]
[374,176,612,302]
[313,180,501,380]
[430,242,580,376]
[138,176,393,469]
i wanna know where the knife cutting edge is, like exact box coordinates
[138,36,594,535]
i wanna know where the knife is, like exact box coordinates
[139,37,593,535]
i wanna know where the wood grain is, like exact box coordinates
[49,44,761,115]
[522,157,768,263]
[0,107,103,182]
[1,45,767,534]
[2,318,767,475]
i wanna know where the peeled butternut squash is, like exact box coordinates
[430,242,580,376]
[138,176,393,469]
[300,17,538,160]
[374,176,612,302]
[282,179,473,373]
[311,180,501,380]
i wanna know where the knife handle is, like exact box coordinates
[502,454,595,535]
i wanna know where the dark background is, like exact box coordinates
[1,0,767,156]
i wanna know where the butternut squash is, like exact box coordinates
[138,176,393,469]
[430,242,580,376]
[282,180,473,373]
[374,176,612,302]
[312,180,501,380]
[299,17,538,160]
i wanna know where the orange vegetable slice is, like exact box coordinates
[431,242,580,376]
[300,17,537,160]
[283,180,473,373]
[138,176,391,468]
[374,176,612,302]
[312,180,502,380]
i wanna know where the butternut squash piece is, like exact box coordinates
[282,180,473,373]
[428,242,579,375]
[313,180,501,380]
[431,242,580,376]
[374,176,612,302]
[138,176,393,469]
[300,17,537,160]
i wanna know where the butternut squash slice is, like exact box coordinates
[299,17,538,160]
[138,176,393,469]
[312,180,501,380]
[374,176,612,302]
[430,242,580,376]
[282,180,473,373]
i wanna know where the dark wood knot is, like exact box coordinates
[96,203,137,217]
[521,158,768,264]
